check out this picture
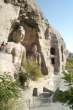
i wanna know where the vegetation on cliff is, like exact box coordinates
[0,59,42,109]
[22,59,42,80]
[66,58,73,68]
[54,69,73,109]
[0,74,20,110]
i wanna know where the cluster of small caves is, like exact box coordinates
[45,25,65,73]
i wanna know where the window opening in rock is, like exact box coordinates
[61,46,64,61]
[4,0,9,3]
[50,47,56,55]
[51,58,55,65]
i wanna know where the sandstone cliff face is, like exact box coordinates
[0,1,19,42]
[0,0,67,76]
[0,53,16,78]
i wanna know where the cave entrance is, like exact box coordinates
[51,57,55,65]
[50,47,56,55]
[61,46,64,61]
[50,47,56,73]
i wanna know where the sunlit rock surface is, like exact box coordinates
[0,53,16,78]
[0,0,68,89]
[0,1,19,41]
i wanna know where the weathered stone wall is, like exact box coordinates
[0,0,67,76]
[0,0,19,42]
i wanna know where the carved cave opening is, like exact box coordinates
[51,57,55,65]
[50,47,56,55]
[50,47,56,73]
[61,46,64,61]
[50,46,60,73]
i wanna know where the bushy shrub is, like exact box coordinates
[54,72,73,109]
[0,74,20,110]
[66,58,73,68]
[63,72,73,86]
[18,67,29,87]
[23,59,42,80]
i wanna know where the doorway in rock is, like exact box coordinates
[50,47,56,55]
[61,46,64,62]
[50,47,60,74]
[51,57,55,65]
[50,47,56,73]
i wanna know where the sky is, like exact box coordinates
[37,0,73,53]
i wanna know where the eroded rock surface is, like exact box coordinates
[0,0,68,78]
[0,1,19,41]
[0,53,16,78]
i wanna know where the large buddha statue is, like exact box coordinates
[0,24,26,79]
[6,25,26,71]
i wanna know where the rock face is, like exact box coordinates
[0,0,67,77]
[0,1,19,42]
[0,53,16,78]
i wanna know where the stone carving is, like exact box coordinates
[0,24,26,79]
[4,0,10,3]
[27,43,41,68]
[0,53,16,79]
[0,0,68,81]
[6,24,26,72]
[4,0,26,5]
[0,42,7,52]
